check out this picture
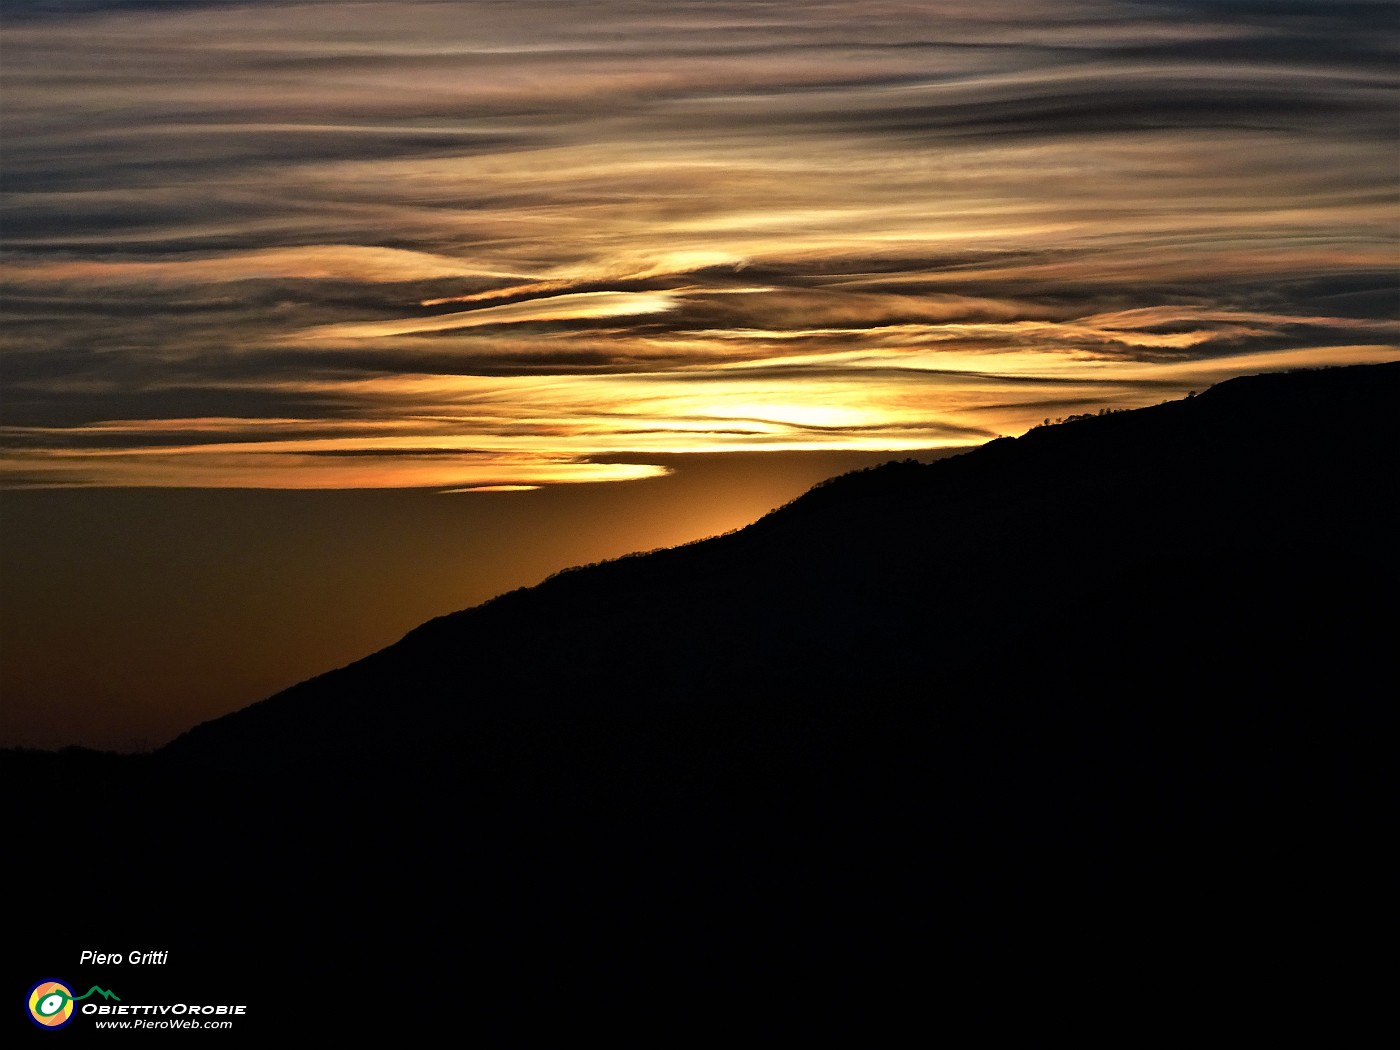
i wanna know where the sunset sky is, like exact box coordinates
[2,1,1397,748]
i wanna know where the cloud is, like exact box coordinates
[4,246,530,285]
[294,291,680,340]
[1,0,1395,488]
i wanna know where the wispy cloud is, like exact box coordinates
[295,290,680,340]
[2,1,1394,488]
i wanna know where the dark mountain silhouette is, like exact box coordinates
[165,362,1398,767]
[9,362,1396,1036]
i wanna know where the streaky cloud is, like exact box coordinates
[1,0,1395,488]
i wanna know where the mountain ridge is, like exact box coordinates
[162,361,1399,769]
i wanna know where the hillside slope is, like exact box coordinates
[164,362,1400,770]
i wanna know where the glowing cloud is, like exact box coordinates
[1,0,1394,490]
[295,291,680,341]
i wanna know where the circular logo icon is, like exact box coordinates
[28,980,76,1029]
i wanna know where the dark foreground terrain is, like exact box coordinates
[9,363,1396,1035]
